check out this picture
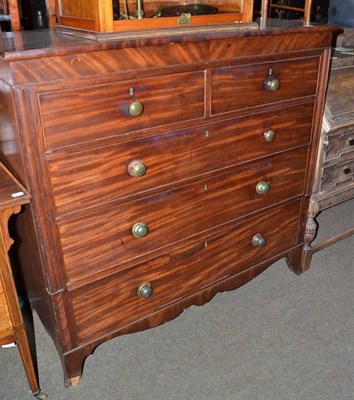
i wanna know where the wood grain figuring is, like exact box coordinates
[39,71,205,150]
[209,31,332,61]
[48,103,314,216]
[211,57,319,115]
[6,31,331,86]
[10,42,210,85]
[71,200,300,344]
[59,147,308,283]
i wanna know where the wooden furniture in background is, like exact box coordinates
[306,44,354,257]
[268,0,312,24]
[54,0,255,33]
[0,163,46,399]
[0,0,21,30]
[46,0,57,28]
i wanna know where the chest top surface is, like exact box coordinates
[0,23,335,60]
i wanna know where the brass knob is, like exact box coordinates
[128,99,144,117]
[265,77,280,91]
[263,129,276,142]
[137,282,153,298]
[264,70,280,92]
[132,222,149,238]
[252,234,267,247]
[128,160,147,177]
[256,181,270,195]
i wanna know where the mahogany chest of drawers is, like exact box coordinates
[0,25,333,386]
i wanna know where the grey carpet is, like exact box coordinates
[1,199,353,400]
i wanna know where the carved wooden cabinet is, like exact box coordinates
[307,46,354,255]
[0,24,333,386]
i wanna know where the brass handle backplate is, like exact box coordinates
[137,282,153,298]
[128,160,147,177]
[252,233,267,247]
[132,222,149,238]
[256,181,270,195]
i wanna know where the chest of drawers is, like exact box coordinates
[0,25,333,386]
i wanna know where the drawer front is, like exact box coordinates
[321,159,354,190]
[211,57,319,115]
[39,71,205,150]
[48,103,314,216]
[59,147,308,283]
[324,129,354,164]
[71,200,301,344]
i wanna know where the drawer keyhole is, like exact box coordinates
[343,168,352,175]
[347,138,354,146]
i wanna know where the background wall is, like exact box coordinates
[328,0,354,27]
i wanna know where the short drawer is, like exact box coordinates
[70,200,301,344]
[38,71,205,150]
[211,57,319,115]
[48,103,314,216]
[58,147,308,283]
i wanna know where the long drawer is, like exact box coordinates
[58,147,308,283]
[70,200,301,344]
[211,57,319,115]
[38,71,205,150]
[48,103,314,216]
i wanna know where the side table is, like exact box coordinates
[0,162,46,399]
